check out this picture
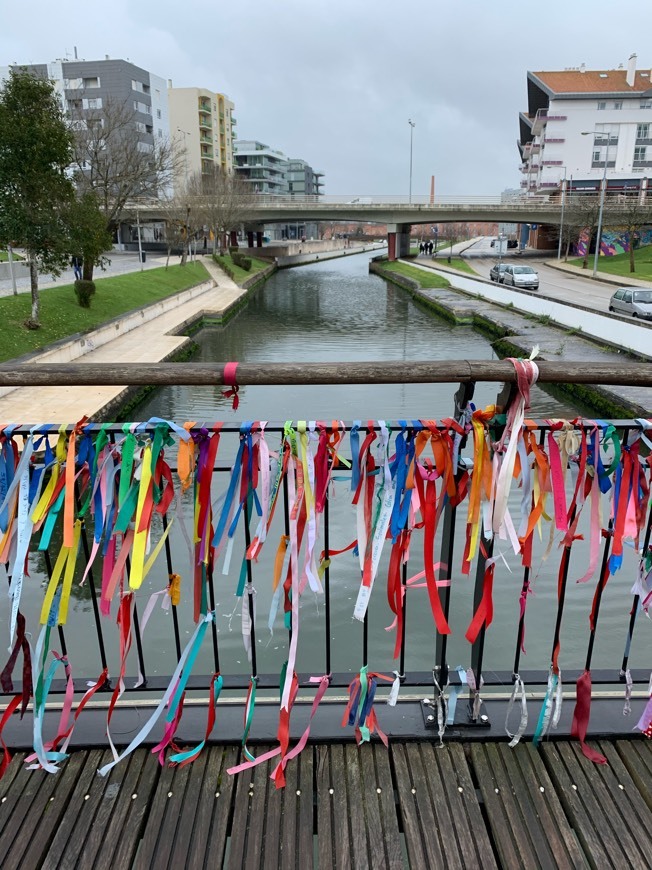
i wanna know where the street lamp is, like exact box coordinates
[556,166,567,260]
[408,119,415,204]
[581,131,608,277]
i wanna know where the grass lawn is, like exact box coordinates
[0,262,210,362]
[0,251,24,262]
[213,254,272,284]
[375,260,450,289]
[567,245,652,282]
[439,257,478,276]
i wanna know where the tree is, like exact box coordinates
[65,192,114,281]
[562,194,618,269]
[0,68,75,327]
[609,192,652,273]
[70,97,180,277]
[185,165,253,254]
[159,185,202,268]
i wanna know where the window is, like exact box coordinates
[593,150,601,163]
[636,123,650,139]
[82,97,102,110]
[641,101,652,109]
[634,146,647,162]
[598,101,606,110]
[158,129,163,138]
[614,101,623,110]
[624,290,633,302]
[614,289,625,300]
[64,77,83,90]
[157,108,161,119]
[83,76,100,88]
[595,123,619,144]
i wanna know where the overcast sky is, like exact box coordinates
[3,1,651,197]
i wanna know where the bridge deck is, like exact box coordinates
[1,739,650,869]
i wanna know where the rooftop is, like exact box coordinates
[530,67,652,96]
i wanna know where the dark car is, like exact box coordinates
[489,263,508,282]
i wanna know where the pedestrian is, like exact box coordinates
[71,256,82,280]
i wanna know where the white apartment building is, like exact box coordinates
[167,85,236,187]
[518,54,652,195]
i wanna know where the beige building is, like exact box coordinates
[167,84,236,188]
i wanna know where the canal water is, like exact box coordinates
[19,252,646,693]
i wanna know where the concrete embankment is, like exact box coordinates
[0,257,272,423]
[237,241,386,269]
[370,260,651,416]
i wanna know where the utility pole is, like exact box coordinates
[408,119,415,204]
[7,244,17,295]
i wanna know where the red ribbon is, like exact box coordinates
[222,361,240,410]
[571,671,607,764]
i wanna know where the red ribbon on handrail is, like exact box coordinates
[222,362,240,410]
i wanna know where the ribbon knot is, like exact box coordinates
[222,362,240,411]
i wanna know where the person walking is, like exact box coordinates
[71,256,82,280]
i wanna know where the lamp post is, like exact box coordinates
[408,119,415,204]
[556,166,567,260]
[581,131,609,277]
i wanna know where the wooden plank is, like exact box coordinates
[133,756,179,869]
[78,750,151,869]
[359,745,401,870]
[598,742,652,836]
[5,751,90,870]
[297,747,314,866]
[109,748,161,870]
[315,744,335,870]
[371,744,403,870]
[0,752,26,800]
[228,748,257,870]
[38,749,108,870]
[329,744,352,870]
[615,740,652,811]
[420,743,463,870]
[244,747,273,870]
[542,742,625,868]
[281,747,299,867]
[262,755,283,870]
[0,752,41,842]
[189,746,239,870]
[497,744,561,870]
[515,744,587,869]
[439,744,497,870]
[470,743,527,870]
[393,742,444,868]
[344,744,369,869]
[168,750,210,867]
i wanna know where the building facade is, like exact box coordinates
[518,54,652,195]
[167,85,236,186]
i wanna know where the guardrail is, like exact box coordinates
[1,360,650,775]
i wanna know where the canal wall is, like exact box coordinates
[272,242,386,269]
[370,260,652,416]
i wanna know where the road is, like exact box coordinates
[437,236,631,315]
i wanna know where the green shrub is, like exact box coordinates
[74,279,96,308]
[239,256,252,271]
[228,245,239,255]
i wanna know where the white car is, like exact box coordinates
[502,264,539,290]
[608,287,652,320]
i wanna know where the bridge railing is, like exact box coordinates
[1,360,650,753]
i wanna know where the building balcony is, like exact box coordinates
[544,137,565,144]
[198,117,212,130]
[198,99,211,112]
[591,161,616,169]
[531,108,567,135]
[541,160,564,166]
[633,159,652,168]
[635,137,652,146]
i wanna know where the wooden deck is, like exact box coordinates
[0,740,650,869]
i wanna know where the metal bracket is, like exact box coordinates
[421,697,490,730]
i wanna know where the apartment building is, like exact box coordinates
[0,56,169,162]
[167,85,236,186]
[518,54,652,195]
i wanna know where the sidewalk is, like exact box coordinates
[0,257,247,422]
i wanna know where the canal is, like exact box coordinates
[20,252,645,689]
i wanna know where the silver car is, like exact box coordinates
[502,264,539,290]
[608,287,652,320]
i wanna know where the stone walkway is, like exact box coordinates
[0,258,248,423]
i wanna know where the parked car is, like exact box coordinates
[502,264,539,290]
[489,263,508,282]
[507,239,518,249]
[608,287,652,320]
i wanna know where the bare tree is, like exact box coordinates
[185,165,253,254]
[562,194,619,269]
[158,184,202,267]
[69,97,181,276]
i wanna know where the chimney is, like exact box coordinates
[627,52,637,87]
[580,63,586,73]
[168,78,173,89]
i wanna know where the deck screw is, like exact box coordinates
[411,788,416,794]
[84,795,89,801]
[249,792,254,798]
[215,791,220,798]
[132,794,137,800]
[458,787,463,793]
[167,792,173,798]
[377,788,382,794]
[572,784,578,790]
[539,786,545,793]
[296,789,301,796]
[329,788,334,795]
[495,788,499,794]
[618,784,624,790]
[427,715,435,722]
[1,798,6,803]
[50,797,55,802]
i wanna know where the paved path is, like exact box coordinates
[0,258,247,423]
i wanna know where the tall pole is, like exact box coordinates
[593,158,608,277]
[557,166,567,261]
[408,119,415,204]
[7,244,17,296]
[136,209,144,271]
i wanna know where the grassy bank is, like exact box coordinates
[376,260,450,289]
[213,253,272,285]
[439,257,478,276]
[0,262,210,362]
[568,245,652,281]
[0,251,24,262]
